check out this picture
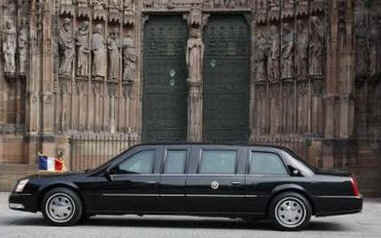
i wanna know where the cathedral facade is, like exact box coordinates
[0,0,380,195]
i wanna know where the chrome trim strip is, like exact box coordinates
[102,194,259,198]
[102,194,157,197]
[317,195,362,199]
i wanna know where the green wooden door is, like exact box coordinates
[143,16,188,143]
[203,15,250,144]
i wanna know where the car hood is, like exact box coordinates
[314,168,351,177]
[25,171,87,180]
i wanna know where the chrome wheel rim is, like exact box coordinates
[274,197,307,228]
[45,193,76,223]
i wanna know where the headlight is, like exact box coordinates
[15,179,29,193]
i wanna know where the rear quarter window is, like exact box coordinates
[250,152,288,175]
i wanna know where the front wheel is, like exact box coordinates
[41,187,83,226]
[269,192,312,231]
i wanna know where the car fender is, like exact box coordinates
[271,183,313,200]
[37,181,82,202]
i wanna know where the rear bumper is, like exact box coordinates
[9,192,38,213]
[314,195,363,217]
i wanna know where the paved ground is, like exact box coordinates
[0,193,380,238]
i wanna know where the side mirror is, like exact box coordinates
[104,168,112,181]
[292,169,301,177]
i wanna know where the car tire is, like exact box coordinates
[41,187,83,226]
[269,192,312,231]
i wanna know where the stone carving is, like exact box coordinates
[188,7,202,27]
[123,33,137,82]
[296,20,308,78]
[76,21,90,77]
[18,18,28,74]
[281,23,294,79]
[3,19,17,74]
[92,24,107,78]
[144,0,153,8]
[370,16,381,77]
[186,28,204,83]
[93,0,105,10]
[110,0,121,8]
[355,13,369,77]
[107,30,121,81]
[268,25,280,82]
[254,31,267,81]
[309,16,324,76]
[59,18,75,76]
[256,0,267,23]
[203,0,249,8]
[124,0,134,10]
[78,0,88,7]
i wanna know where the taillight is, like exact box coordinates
[351,177,360,197]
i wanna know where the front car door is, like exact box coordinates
[185,145,247,214]
[94,146,161,213]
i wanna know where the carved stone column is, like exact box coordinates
[185,9,206,142]
[40,0,56,155]
[187,81,203,142]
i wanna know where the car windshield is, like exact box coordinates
[87,149,128,173]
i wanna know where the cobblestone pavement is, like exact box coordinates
[1,193,380,238]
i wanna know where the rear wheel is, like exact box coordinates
[41,187,83,226]
[269,192,312,231]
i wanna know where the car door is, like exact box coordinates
[185,145,247,214]
[245,148,291,215]
[158,145,190,212]
[94,146,161,212]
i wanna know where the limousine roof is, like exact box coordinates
[133,142,293,152]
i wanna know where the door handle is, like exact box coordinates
[147,181,158,184]
[231,181,241,186]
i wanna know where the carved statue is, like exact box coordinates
[186,28,204,83]
[309,16,324,76]
[3,19,17,74]
[78,0,88,7]
[268,25,280,82]
[76,21,90,77]
[255,32,267,81]
[123,33,137,82]
[59,18,75,76]
[144,0,153,8]
[92,24,107,78]
[355,16,369,77]
[107,30,121,80]
[281,23,294,79]
[296,20,308,78]
[124,0,133,10]
[93,0,105,9]
[18,18,28,74]
[110,0,120,8]
[370,16,381,77]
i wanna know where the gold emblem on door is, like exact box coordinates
[211,181,219,190]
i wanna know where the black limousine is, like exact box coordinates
[9,144,362,230]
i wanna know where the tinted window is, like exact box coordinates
[164,150,187,174]
[250,152,287,175]
[199,150,236,174]
[116,150,155,174]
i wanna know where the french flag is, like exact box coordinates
[38,155,63,172]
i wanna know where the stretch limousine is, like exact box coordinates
[9,143,362,230]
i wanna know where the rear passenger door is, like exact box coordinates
[245,149,290,214]
[158,145,190,212]
[185,145,247,214]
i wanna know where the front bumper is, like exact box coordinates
[314,195,363,217]
[9,192,38,213]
